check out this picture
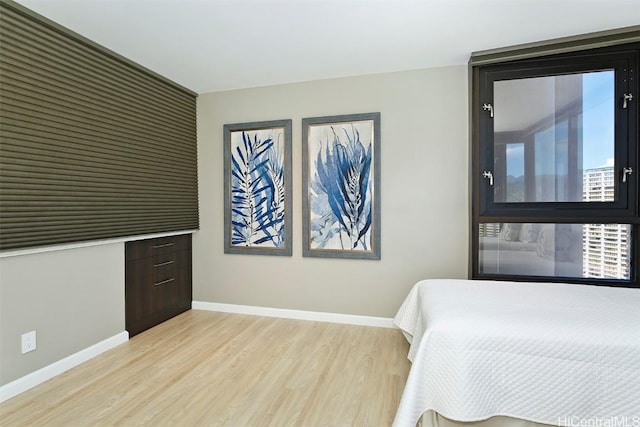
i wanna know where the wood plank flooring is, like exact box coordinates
[0,310,411,426]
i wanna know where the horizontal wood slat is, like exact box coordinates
[1,121,196,166]
[1,100,195,158]
[0,0,199,251]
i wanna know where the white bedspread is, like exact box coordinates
[392,279,640,427]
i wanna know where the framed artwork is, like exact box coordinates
[223,119,292,256]
[302,112,381,259]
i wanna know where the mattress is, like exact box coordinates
[393,279,640,427]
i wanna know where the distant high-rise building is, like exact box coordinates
[583,166,615,202]
[582,166,630,279]
[479,223,501,238]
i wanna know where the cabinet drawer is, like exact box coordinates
[152,259,177,285]
[126,234,190,261]
[152,248,177,266]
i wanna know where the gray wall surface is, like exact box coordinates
[194,65,469,317]
[0,243,125,385]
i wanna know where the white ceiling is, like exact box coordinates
[14,0,640,94]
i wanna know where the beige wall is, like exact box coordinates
[0,243,125,385]
[194,65,469,317]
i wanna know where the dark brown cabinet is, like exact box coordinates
[125,234,192,336]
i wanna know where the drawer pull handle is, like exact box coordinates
[152,243,175,249]
[154,278,175,286]
[154,260,175,267]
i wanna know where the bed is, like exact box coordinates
[392,279,640,427]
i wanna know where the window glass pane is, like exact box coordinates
[505,143,525,202]
[479,223,631,280]
[493,70,615,203]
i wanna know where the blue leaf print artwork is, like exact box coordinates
[309,122,374,251]
[230,129,285,248]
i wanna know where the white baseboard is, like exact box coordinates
[0,331,129,403]
[192,301,395,328]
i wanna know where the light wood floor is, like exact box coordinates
[1,310,411,426]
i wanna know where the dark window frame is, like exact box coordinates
[478,48,637,219]
[470,37,640,288]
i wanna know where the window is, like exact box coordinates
[471,35,639,286]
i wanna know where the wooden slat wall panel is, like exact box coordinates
[0,0,199,250]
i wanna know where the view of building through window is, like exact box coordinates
[479,163,631,279]
[479,219,630,280]
[479,68,631,280]
[582,166,630,279]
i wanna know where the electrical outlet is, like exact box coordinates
[21,331,36,354]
